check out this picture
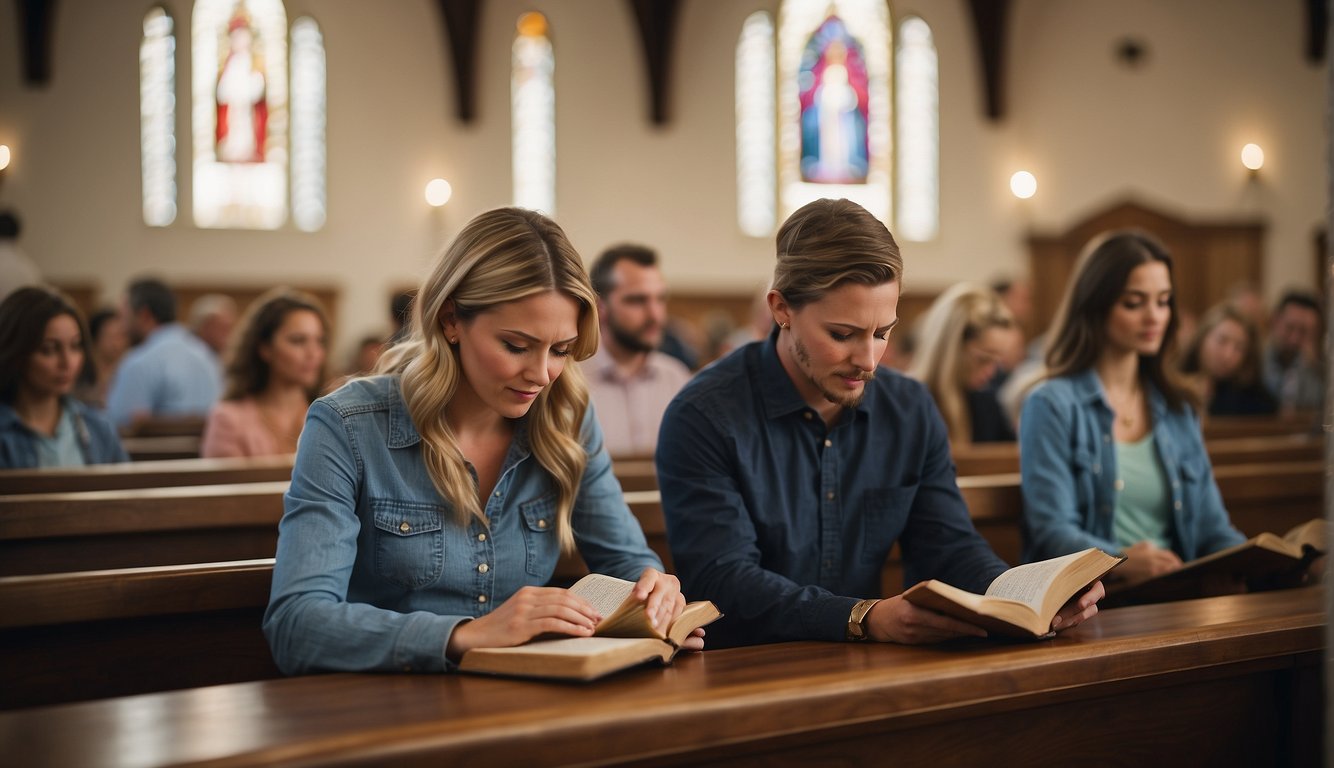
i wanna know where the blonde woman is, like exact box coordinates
[908,283,1017,445]
[264,208,696,674]
[201,288,329,458]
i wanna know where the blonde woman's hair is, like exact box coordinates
[377,208,599,551]
[908,283,1014,445]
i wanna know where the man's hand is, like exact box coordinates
[864,594,989,644]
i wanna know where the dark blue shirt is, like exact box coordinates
[657,333,1008,648]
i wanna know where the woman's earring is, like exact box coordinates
[779,322,790,330]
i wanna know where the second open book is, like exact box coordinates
[460,574,721,681]
[903,548,1125,638]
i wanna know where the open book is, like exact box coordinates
[902,548,1124,638]
[459,574,721,681]
[1103,519,1327,608]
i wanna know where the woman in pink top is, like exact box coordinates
[202,289,329,458]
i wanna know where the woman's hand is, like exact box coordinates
[1118,541,1183,583]
[632,567,687,632]
[446,585,601,661]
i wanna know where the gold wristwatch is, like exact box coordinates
[846,598,881,641]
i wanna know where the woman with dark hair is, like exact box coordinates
[201,288,329,458]
[1178,302,1277,416]
[1019,231,1245,583]
[0,286,128,468]
[73,307,129,409]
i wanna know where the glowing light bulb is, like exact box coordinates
[1240,143,1264,171]
[1010,171,1037,199]
[425,178,453,207]
[0,145,10,172]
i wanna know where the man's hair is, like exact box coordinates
[589,244,658,299]
[772,198,902,310]
[1275,290,1321,317]
[127,278,177,324]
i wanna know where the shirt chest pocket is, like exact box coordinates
[371,499,446,590]
[860,484,916,565]
[520,494,559,578]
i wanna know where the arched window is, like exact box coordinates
[512,12,555,214]
[140,6,177,227]
[736,11,775,238]
[895,16,938,241]
[779,0,890,224]
[290,17,327,232]
[737,3,939,238]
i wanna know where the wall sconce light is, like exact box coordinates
[1010,171,1037,200]
[1240,143,1264,174]
[425,178,453,207]
[0,145,10,188]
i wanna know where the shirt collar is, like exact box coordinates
[1071,366,1170,419]
[383,376,532,459]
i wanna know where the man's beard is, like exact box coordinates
[607,315,659,354]
[793,335,873,409]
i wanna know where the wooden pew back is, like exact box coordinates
[0,559,280,710]
[0,455,295,495]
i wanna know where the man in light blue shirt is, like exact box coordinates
[106,278,222,428]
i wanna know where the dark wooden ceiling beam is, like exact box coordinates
[436,0,482,123]
[965,0,1010,121]
[627,0,681,125]
[16,0,56,86]
[1304,0,1327,63]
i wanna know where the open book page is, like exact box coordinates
[472,636,654,658]
[568,574,637,619]
[983,550,1087,611]
[1283,518,1327,552]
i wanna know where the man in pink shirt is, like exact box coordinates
[583,245,692,458]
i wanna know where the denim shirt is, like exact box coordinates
[0,398,129,469]
[1018,370,1245,563]
[657,333,1008,649]
[262,375,662,675]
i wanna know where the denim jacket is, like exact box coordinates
[0,398,129,468]
[1018,370,1245,563]
[262,375,662,675]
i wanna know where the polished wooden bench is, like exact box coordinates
[0,481,287,576]
[1202,411,1321,440]
[119,435,203,461]
[1,588,1320,767]
[0,558,280,710]
[0,455,296,495]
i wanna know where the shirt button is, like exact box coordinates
[1092,465,1101,475]
[826,491,835,500]
[494,491,501,497]
[477,595,487,603]
[824,439,832,448]
[804,412,813,421]
[478,563,489,573]
[537,519,548,529]
[399,521,411,533]
[1114,479,1125,491]
[1174,501,1182,510]
[477,533,487,542]
[1103,434,1111,443]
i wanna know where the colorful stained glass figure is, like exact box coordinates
[798,16,869,184]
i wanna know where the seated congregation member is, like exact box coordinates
[73,306,129,409]
[1177,303,1276,416]
[0,286,128,467]
[1019,231,1246,583]
[908,283,1017,444]
[657,199,1102,649]
[202,288,329,458]
[582,244,692,457]
[106,277,222,429]
[264,208,699,674]
[1262,290,1324,414]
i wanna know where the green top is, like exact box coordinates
[1112,433,1173,551]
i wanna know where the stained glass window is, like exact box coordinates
[736,11,775,238]
[290,16,326,232]
[512,12,555,215]
[192,0,289,229]
[896,16,938,241]
[779,0,890,223]
[140,7,177,227]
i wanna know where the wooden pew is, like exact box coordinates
[1,588,1320,766]
[1214,459,1325,539]
[949,432,1324,477]
[1202,412,1321,440]
[611,458,657,492]
[0,455,295,495]
[119,435,202,461]
[0,481,287,576]
[0,558,280,710]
